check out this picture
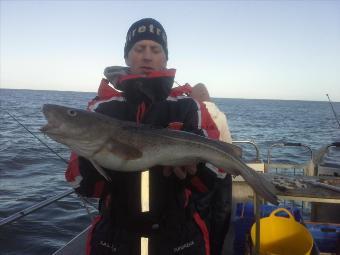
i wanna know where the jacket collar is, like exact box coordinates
[100,68,193,104]
[116,69,176,104]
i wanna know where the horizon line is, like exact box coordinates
[0,87,338,103]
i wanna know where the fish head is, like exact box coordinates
[40,104,111,157]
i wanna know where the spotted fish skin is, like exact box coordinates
[41,104,278,205]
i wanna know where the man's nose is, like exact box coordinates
[142,48,152,61]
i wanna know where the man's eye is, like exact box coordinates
[134,47,144,53]
[152,49,161,54]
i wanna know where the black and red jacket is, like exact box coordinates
[65,69,226,254]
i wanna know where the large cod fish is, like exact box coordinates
[40,104,278,205]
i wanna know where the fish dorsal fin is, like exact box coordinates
[107,139,143,160]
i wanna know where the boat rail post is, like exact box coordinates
[253,193,262,255]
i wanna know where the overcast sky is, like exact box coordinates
[1,1,339,101]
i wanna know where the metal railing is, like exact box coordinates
[266,142,313,176]
[232,140,262,163]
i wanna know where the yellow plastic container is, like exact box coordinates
[251,208,313,255]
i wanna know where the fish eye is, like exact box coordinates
[67,109,77,117]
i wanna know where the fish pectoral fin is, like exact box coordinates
[107,139,143,160]
[90,159,111,182]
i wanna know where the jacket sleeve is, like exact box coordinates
[182,99,224,193]
[65,152,107,197]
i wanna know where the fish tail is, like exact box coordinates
[244,164,278,205]
[210,155,278,205]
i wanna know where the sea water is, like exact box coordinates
[0,88,339,254]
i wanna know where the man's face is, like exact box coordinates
[125,40,167,75]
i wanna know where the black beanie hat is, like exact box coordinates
[124,18,168,59]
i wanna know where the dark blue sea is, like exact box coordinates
[0,88,340,255]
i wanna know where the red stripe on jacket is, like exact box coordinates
[199,102,220,140]
[118,69,176,83]
[86,215,102,255]
[193,212,211,255]
[65,152,80,183]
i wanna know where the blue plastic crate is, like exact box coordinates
[233,217,253,255]
[306,222,340,253]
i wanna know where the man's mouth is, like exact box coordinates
[140,66,154,73]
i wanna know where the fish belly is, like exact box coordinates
[92,145,200,172]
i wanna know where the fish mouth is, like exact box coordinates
[40,122,60,133]
[40,119,62,135]
[40,104,62,134]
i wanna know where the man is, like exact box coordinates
[66,18,223,255]
[190,83,233,255]
[190,83,232,143]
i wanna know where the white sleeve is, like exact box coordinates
[218,113,232,143]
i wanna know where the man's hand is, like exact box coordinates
[163,165,197,180]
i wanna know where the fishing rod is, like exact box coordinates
[174,80,182,86]
[326,94,340,129]
[0,189,74,227]
[5,110,69,164]
[2,110,96,226]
